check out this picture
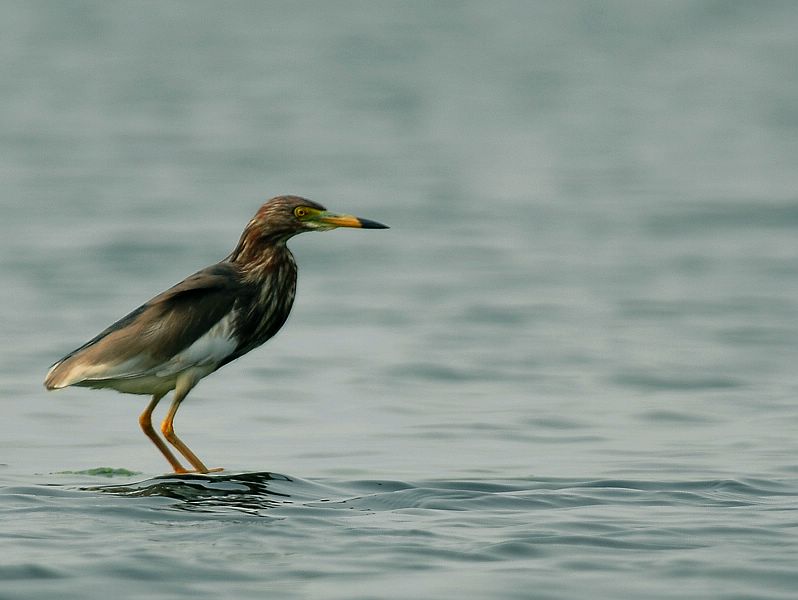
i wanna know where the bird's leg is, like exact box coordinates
[139,392,189,474]
[160,385,222,474]
[140,393,189,474]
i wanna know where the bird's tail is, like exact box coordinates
[44,360,70,390]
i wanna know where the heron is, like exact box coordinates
[44,195,388,473]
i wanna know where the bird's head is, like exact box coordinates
[229,196,388,265]
[252,195,389,237]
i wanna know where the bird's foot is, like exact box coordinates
[171,467,224,474]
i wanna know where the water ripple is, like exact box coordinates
[82,472,797,517]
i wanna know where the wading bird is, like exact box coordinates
[44,196,388,473]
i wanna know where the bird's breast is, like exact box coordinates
[223,263,297,362]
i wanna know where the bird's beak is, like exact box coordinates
[315,211,389,229]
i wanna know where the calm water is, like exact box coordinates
[2,2,798,598]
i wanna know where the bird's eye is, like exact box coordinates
[294,207,308,218]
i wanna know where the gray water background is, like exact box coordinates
[2,2,798,598]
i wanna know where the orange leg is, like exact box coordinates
[160,387,222,474]
[139,393,189,474]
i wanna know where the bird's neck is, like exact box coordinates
[227,227,295,278]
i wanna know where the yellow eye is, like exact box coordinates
[294,207,309,218]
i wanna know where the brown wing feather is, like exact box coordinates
[45,263,242,389]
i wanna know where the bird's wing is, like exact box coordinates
[45,263,245,388]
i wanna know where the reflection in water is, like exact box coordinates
[88,472,295,515]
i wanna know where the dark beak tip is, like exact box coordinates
[358,218,390,229]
